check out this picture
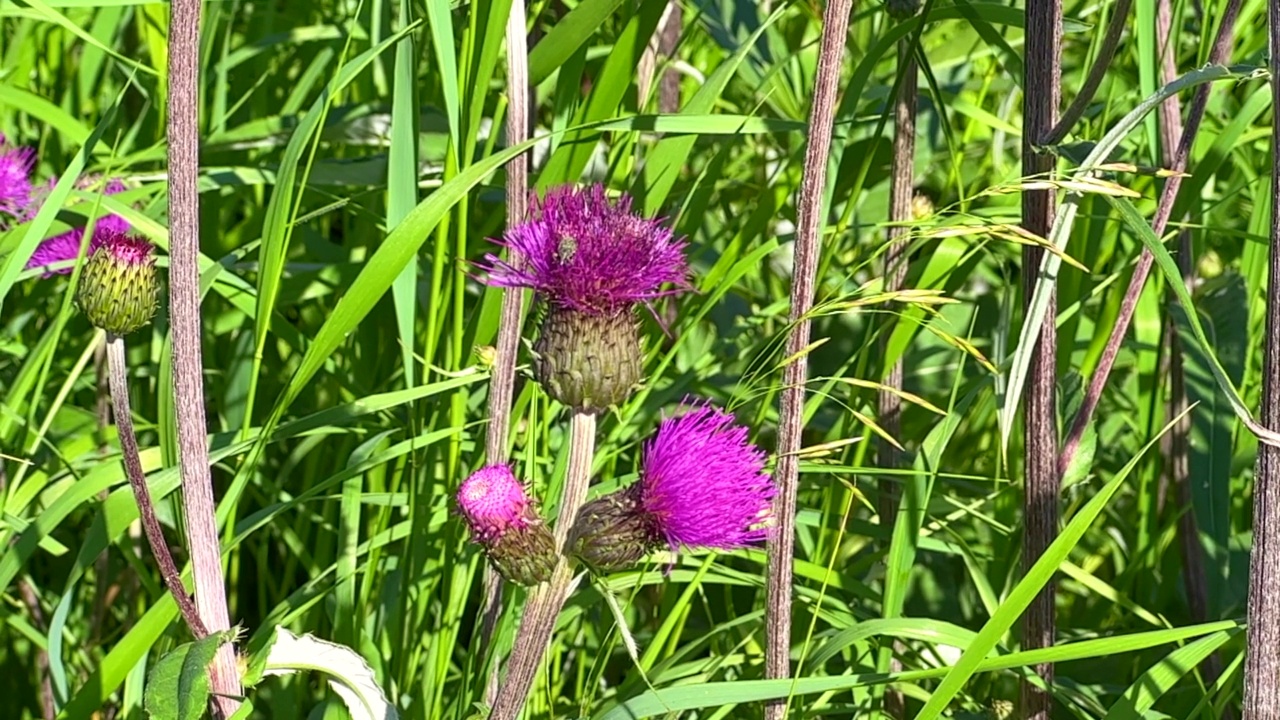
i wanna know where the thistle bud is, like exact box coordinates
[533,308,643,414]
[568,486,658,573]
[457,465,557,586]
[911,193,935,220]
[75,232,158,336]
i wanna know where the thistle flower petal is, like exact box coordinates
[478,184,690,315]
[23,177,133,277]
[638,402,775,550]
[0,133,35,218]
[458,464,533,541]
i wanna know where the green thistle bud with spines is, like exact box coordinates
[533,307,643,415]
[568,486,657,573]
[75,233,158,337]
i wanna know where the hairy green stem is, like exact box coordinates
[490,412,595,720]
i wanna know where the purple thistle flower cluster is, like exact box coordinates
[637,403,775,551]
[479,185,690,316]
[0,133,131,277]
[460,183,776,581]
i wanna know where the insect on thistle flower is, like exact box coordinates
[477,184,690,414]
[568,401,776,573]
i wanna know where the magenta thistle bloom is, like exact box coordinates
[477,185,690,413]
[639,404,774,549]
[457,465,557,586]
[569,402,775,572]
[24,177,132,277]
[0,133,35,218]
[479,184,689,315]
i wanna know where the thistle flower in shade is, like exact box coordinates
[75,232,158,337]
[457,465,557,586]
[23,176,132,277]
[0,133,35,218]
[569,403,774,573]
[478,185,690,414]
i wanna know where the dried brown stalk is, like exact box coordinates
[480,1,533,707]
[1243,1,1280,714]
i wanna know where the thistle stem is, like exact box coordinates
[1243,0,1280,713]
[489,411,596,720]
[1021,0,1063,713]
[105,333,208,638]
[481,0,532,706]
[168,0,241,712]
[765,2,852,717]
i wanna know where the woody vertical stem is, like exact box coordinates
[168,0,241,714]
[765,1,852,718]
[480,0,532,706]
[1243,0,1280,714]
[1021,0,1062,717]
[877,31,918,720]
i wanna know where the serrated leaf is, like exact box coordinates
[262,626,398,720]
[144,629,238,720]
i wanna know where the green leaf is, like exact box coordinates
[143,630,238,720]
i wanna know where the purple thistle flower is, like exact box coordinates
[478,184,690,316]
[569,401,774,573]
[0,132,35,218]
[637,403,775,550]
[24,176,132,277]
[25,230,98,277]
[457,465,557,585]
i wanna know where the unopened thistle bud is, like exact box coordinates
[911,193,935,220]
[457,465,557,586]
[478,185,690,414]
[568,402,775,573]
[75,232,158,336]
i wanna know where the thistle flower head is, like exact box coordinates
[457,464,532,541]
[638,403,775,550]
[0,133,35,217]
[23,176,132,276]
[457,465,557,586]
[75,232,158,336]
[479,184,690,316]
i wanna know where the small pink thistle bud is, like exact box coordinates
[457,465,557,586]
[75,232,158,336]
